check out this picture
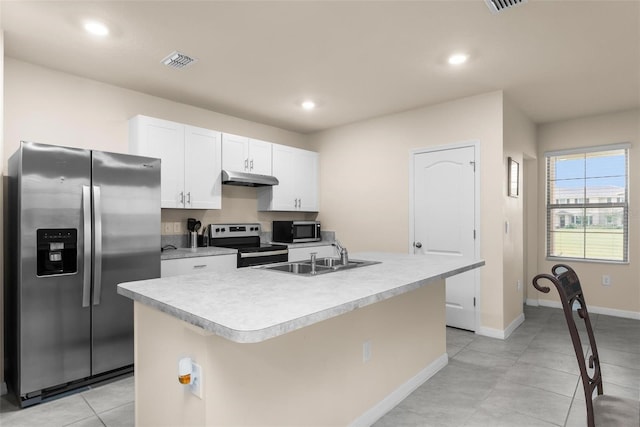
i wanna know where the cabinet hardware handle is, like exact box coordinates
[414,242,422,248]
[298,198,302,208]
[193,264,207,269]
[244,159,249,170]
[179,191,184,205]
[294,198,298,208]
[187,192,191,204]
[250,159,254,170]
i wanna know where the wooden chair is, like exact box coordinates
[532,264,640,427]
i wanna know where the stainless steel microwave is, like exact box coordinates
[272,221,321,243]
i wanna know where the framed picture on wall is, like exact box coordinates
[508,157,519,197]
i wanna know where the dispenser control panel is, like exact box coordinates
[37,228,78,276]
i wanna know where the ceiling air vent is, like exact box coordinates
[484,0,527,14]
[161,51,197,69]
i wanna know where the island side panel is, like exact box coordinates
[134,280,446,426]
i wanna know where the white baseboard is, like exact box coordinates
[525,298,539,307]
[529,300,640,320]
[476,313,525,340]
[350,353,448,427]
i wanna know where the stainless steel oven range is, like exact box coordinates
[208,223,288,267]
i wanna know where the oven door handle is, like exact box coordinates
[239,249,289,258]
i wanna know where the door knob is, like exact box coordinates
[414,242,422,248]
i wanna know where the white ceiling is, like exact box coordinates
[2,1,639,134]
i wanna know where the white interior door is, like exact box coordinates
[413,145,478,331]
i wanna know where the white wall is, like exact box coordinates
[534,109,640,317]
[503,98,537,327]
[309,91,510,331]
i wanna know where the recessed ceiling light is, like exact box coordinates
[84,20,109,37]
[301,100,316,110]
[448,53,469,66]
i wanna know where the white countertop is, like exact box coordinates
[118,252,484,344]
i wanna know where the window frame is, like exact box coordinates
[545,143,630,264]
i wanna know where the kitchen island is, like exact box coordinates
[118,252,484,426]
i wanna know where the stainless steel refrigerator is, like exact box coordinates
[6,141,160,407]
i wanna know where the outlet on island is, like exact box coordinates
[363,340,372,363]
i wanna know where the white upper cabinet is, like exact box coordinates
[257,144,319,212]
[129,115,222,209]
[184,125,222,209]
[222,133,272,175]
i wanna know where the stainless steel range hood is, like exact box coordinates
[222,170,279,187]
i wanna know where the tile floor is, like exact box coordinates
[1,375,134,427]
[1,305,639,426]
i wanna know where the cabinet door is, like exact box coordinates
[184,126,222,209]
[257,144,319,212]
[222,133,249,172]
[129,116,184,208]
[269,144,297,210]
[248,139,272,175]
[296,150,319,211]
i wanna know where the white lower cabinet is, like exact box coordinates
[161,255,237,277]
[288,245,337,262]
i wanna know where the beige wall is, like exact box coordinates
[502,98,537,327]
[135,282,446,426]
[308,91,509,331]
[534,109,640,315]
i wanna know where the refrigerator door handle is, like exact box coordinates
[82,185,92,308]
[92,185,103,306]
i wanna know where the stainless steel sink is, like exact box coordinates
[264,262,333,275]
[260,258,380,276]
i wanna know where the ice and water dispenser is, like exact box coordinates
[36,229,78,276]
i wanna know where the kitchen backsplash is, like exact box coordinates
[161,230,335,249]
[160,186,318,235]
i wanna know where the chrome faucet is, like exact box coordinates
[333,240,349,265]
[310,252,317,275]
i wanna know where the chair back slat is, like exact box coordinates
[532,264,603,427]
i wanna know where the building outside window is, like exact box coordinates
[546,144,629,262]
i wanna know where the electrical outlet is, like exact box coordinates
[173,222,181,233]
[190,362,203,399]
[162,222,172,234]
[602,275,611,286]
[363,340,372,363]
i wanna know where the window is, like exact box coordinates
[546,144,629,262]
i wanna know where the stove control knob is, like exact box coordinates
[221,228,226,232]
[215,228,220,232]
